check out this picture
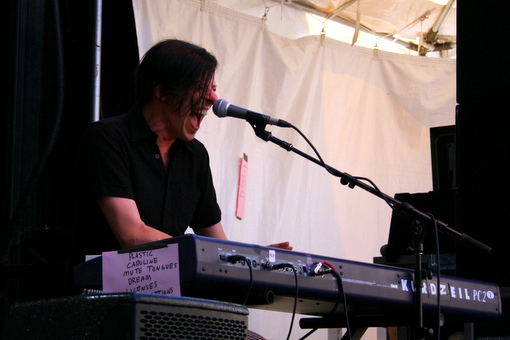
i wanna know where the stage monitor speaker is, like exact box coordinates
[430,125,456,192]
[8,293,249,339]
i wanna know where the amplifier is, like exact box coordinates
[9,293,249,339]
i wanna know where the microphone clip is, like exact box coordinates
[248,120,272,142]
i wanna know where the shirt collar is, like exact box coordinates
[127,104,194,153]
[128,104,155,142]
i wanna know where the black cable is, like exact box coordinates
[299,262,351,340]
[291,124,395,213]
[290,125,326,169]
[227,255,254,305]
[298,326,318,339]
[287,106,439,340]
[270,263,298,340]
[427,213,442,340]
[319,269,351,340]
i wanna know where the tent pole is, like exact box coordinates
[91,0,103,122]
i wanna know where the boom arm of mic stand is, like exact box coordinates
[255,128,492,255]
[250,123,491,337]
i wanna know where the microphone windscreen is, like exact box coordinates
[212,99,229,117]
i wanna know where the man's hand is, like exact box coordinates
[268,241,293,250]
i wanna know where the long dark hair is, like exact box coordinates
[135,39,218,113]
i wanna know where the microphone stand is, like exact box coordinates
[249,121,492,338]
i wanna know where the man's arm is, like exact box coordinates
[98,196,292,250]
[194,223,292,250]
[97,196,171,248]
[193,222,228,240]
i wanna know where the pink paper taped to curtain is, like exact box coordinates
[236,154,248,220]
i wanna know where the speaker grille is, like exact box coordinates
[8,293,249,339]
[138,309,247,340]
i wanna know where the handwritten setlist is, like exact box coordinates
[102,244,180,296]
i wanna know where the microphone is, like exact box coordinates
[213,99,292,127]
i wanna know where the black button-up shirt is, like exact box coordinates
[74,105,221,256]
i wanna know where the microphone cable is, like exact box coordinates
[289,124,395,210]
[427,212,442,340]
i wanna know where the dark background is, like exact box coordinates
[0,1,139,338]
[1,0,509,339]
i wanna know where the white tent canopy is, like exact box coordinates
[132,0,456,338]
[207,0,456,57]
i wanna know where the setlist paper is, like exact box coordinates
[102,243,180,296]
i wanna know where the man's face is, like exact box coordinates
[166,77,218,141]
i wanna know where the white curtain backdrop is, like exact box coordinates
[131,1,456,338]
